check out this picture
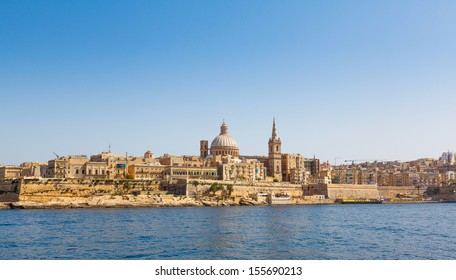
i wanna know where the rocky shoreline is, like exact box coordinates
[0,195,443,210]
[0,194,337,210]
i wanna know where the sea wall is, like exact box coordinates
[304,183,380,199]
[377,186,424,199]
[186,179,303,198]
[326,184,380,199]
[0,181,20,202]
[3,178,161,202]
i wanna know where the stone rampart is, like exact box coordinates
[377,186,424,199]
[186,179,303,198]
[0,181,20,202]
[305,183,380,199]
[1,179,161,202]
[326,184,380,199]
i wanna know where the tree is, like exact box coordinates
[209,182,219,195]
[226,184,234,196]
[191,180,200,198]
[415,184,422,198]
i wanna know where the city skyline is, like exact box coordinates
[1,1,456,165]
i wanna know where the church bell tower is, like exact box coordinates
[268,117,282,181]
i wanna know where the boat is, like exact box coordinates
[268,192,292,205]
[335,198,382,204]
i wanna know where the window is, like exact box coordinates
[276,146,279,152]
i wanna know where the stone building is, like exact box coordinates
[281,153,306,184]
[83,161,108,178]
[220,157,266,182]
[159,154,205,167]
[163,166,218,180]
[20,162,48,178]
[128,163,165,180]
[0,165,22,179]
[304,157,320,176]
[332,168,376,185]
[46,155,89,178]
[439,151,455,165]
[45,151,158,179]
[200,140,209,158]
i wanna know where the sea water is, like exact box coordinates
[1,203,455,259]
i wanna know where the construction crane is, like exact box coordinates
[344,159,383,165]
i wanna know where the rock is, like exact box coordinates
[202,200,216,207]
[239,198,255,206]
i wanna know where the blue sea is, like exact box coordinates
[1,203,455,259]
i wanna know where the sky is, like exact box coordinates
[1,0,456,165]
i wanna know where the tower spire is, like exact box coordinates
[272,117,277,140]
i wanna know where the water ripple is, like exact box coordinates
[1,204,456,259]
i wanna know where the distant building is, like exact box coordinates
[440,151,455,165]
[282,153,306,184]
[220,157,266,182]
[0,165,22,180]
[46,155,89,178]
[128,163,165,180]
[163,166,218,180]
[20,162,48,178]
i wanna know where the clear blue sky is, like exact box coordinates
[1,0,456,165]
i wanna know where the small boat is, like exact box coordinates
[268,192,292,205]
[336,198,382,204]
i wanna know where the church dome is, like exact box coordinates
[210,121,239,156]
[211,134,238,148]
[210,121,238,148]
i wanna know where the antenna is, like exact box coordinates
[53,152,60,159]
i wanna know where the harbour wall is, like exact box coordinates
[185,179,304,198]
[0,179,161,202]
[305,183,380,199]
[377,186,424,199]
[0,181,20,202]
[0,178,432,203]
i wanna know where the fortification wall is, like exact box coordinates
[186,180,303,198]
[6,179,161,202]
[377,186,424,199]
[326,184,380,199]
[305,183,380,199]
[0,181,20,202]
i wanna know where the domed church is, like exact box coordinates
[200,121,239,157]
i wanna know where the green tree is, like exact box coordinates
[226,184,234,196]
[209,182,219,195]
[191,180,200,198]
